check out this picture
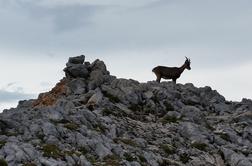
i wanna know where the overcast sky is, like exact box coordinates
[0,0,252,111]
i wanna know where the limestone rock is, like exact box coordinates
[0,55,252,166]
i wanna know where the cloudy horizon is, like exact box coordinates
[1,0,252,111]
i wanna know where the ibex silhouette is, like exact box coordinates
[152,57,191,83]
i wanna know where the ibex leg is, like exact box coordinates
[156,75,161,83]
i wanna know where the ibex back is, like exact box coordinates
[152,57,191,83]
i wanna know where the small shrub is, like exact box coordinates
[114,138,138,147]
[0,159,8,166]
[164,101,174,112]
[180,153,190,163]
[64,123,79,131]
[128,104,142,112]
[103,92,120,103]
[160,115,178,124]
[204,122,215,131]
[219,133,231,142]
[102,107,127,117]
[161,144,176,155]
[94,123,107,133]
[159,158,182,166]
[63,150,78,157]
[103,155,120,166]
[57,119,71,124]
[5,131,18,137]
[36,133,45,141]
[138,155,147,163]
[79,147,88,155]
[191,142,207,151]
[23,162,37,166]
[120,139,137,147]
[102,109,114,116]
[0,141,6,149]
[86,155,96,164]
[124,153,135,162]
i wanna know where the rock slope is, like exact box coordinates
[0,55,252,166]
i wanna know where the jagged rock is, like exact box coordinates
[86,88,103,110]
[64,64,89,78]
[88,59,110,90]
[0,56,252,166]
[43,120,57,132]
[43,107,64,121]
[33,78,68,107]
[94,142,112,159]
[129,161,141,166]
[68,78,87,95]
[64,55,89,78]
[3,143,39,164]
[180,105,205,123]
[79,155,92,166]
[68,55,85,64]
[143,151,160,166]
[234,111,252,124]
[65,155,76,165]
[221,147,252,166]
[39,157,67,166]
[243,126,252,143]
[179,122,210,144]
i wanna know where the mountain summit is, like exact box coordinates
[0,55,252,166]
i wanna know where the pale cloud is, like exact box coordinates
[0,101,18,112]
[0,0,251,105]
[0,0,160,8]
[0,89,34,102]
[33,0,160,7]
[0,82,35,103]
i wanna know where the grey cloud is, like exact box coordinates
[1,0,99,32]
[20,0,160,7]
[0,0,101,55]
[0,90,34,102]
[0,0,252,68]
[40,82,52,88]
[6,82,17,87]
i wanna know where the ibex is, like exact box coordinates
[152,57,191,83]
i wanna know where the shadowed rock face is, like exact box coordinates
[0,55,252,166]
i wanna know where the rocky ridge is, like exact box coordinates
[0,55,252,166]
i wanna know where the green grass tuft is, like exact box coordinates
[160,115,178,124]
[164,101,174,112]
[103,154,120,166]
[124,153,135,162]
[103,92,120,103]
[191,142,208,151]
[180,153,190,163]
[94,123,107,133]
[138,155,147,163]
[102,109,114,116]
[161,144,176,155]
[23,162,37,166]
[63,123,79,131]
[114,138,138,147]
[79,147,88,155]
[0,141,6,149]
[219,133,231,142]
[42,144,63,159]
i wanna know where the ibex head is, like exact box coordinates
[185,57,191,70]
